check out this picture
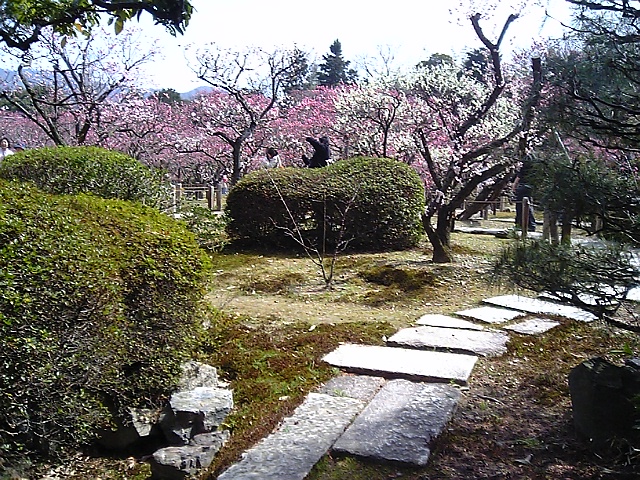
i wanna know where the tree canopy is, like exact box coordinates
[317,39,357,87]
[0,0,193,51]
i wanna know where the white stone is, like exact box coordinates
[322,344,478,386]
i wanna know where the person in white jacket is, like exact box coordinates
[0,137,14,162]
[263,147,282,168]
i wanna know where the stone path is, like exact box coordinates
[214,294,596,479]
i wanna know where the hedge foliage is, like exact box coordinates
[0,180,210,460]
[225,157,425,251]
[0,146,173,210]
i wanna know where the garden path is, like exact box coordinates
[216,294,598,480]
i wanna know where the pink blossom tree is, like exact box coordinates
[404,13,542,262]
[190,46,309,184]
[0,26,156,146]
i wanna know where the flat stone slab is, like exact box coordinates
[387,326,509,357]
[322,344,478,386]
[217,393,364,480]
[504,318,560,335]
[628,286,640,302]
[455,306,526,324]
[316,374,386,403]
[456,226,508,236]
[415,313,484,330]
[332,379,460,466]
[483,294,597,322]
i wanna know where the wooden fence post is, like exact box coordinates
[522,197,530,239]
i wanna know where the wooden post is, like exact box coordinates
[206,185,213,210]
[215,183,222,211]
[522,197,530,239]
[174,183,182,212]
[483,206,489,220]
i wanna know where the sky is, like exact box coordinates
[132,0,573,92]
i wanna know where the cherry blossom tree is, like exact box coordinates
[0,26,155,146]
[404,13,542,262]
[333,81,415,161]
[190,46,310,184]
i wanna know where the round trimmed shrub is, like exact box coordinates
[225,157,424,251]
[0,146,172,209]
[0,180,210,460]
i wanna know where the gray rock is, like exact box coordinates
[316,374,386,402]
[483,294,597,322]
[160,387,233,445]
[456,306,526,324]
[177,361,222,390]
[322,344,478,386]
[148,430,230,480]
[387,326,509,357]
[568,357,640,447]
[504,318,560,335]
[332,379,460,466]
[415,313,484,330]
[217,393,364,480]
[97,406,163,451]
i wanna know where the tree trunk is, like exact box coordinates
[422,209,453,263]
[561,216,573,245]
[458,176,511,220]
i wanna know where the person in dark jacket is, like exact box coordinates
[302,136,330,168]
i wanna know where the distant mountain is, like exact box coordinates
[180,86,214,100]
[1,66,214,102]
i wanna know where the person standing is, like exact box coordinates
[0,137,14,162]
[513,159,536,232]
[302,136,330,168]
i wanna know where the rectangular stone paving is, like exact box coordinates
[483,294,597,322]
[217,393,364,480]
[332,379,460,466]
[415,313,484,330]
[316,374,386,403]
[455,305,526,324]
[322,344,478,386]
[504,318,560,335]
[387,326,509,357]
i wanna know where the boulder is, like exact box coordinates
[568,357,640,447]
[148,430,230,480]
[159,387,233,445]
[97,406,164,451]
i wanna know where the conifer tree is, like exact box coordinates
[317,39,358,87]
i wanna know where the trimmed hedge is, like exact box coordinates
[0,146,172,209]
[225,157,424,251]
[0,180,210,459]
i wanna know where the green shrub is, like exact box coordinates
[0,180,210,461]
[0,146,172,209]
[178,204,230,252]
[225,157,424,251]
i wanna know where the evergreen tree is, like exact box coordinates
[154,88,182,104]
[317,39,358,87]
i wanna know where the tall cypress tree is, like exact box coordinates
[317,39,357,87]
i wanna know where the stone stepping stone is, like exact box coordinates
[504,318,560,335]
[332,379,460,466]
[387,326,509,357]
[316,374,386,403]
[415,313,484,330]
[483,294,597,322]
[322,344,477,386]
[456,305,526,324]
[217,393,364,480]
[456,226,508,236]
